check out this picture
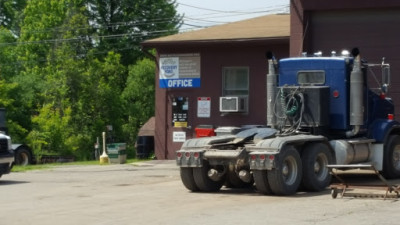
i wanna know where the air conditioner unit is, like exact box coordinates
[219,96,247,112]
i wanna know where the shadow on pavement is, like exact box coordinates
[190,186,331,198]
[0,180,30,185]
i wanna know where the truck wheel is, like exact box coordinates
[301,143,332,191]
[15,147,32,166]
[253,170,273,195]
[180,167,199,192]
[193,161,225,192]
[383,135,400,178]
[267,146,302,195]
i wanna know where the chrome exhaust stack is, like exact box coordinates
[266,52,278,128]
[346,48,364,137]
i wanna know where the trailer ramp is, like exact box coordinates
[327,164,400,199]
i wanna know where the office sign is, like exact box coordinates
[159,53,200,88]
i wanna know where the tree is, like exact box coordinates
[0,28,30,142]
[18,0,91,157]
[122,57,155,145]
[27,104,75,157]
[0,0,181,160]
[87,0,181,66]
[0,0,27,34]
[0,28,18,81]
[77,51,126,139]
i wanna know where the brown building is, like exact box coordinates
[142,14,290,159]
[143,1,400,160]
[290,0,400,115]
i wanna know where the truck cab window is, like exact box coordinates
[297,71,325,85]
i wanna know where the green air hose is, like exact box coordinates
[286,105,298,116]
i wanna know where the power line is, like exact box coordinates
[181,5,289,21]
[0,3,290,46]
[181,23,208,28]
[178,2,252,14]
[183,16,226,25]
[2,2,289,42]
[18,17,180,36]
[0,29,177,47]
[177,3,289,30]
[0,44,145,67]
[177,2,288,14]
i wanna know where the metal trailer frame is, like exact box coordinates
[327,164,400,199]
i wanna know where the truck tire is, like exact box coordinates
[267,146,302,195]
[180,167,199,192]
[383,134,400,178]
[15,146,32,166]
[193,161,225,192]
[253,170,273,195]
[301,143,332,191]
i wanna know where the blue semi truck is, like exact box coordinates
[176,48,399,195]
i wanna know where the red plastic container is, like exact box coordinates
[195,125,216,138]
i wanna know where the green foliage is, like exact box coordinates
[87,0,181,66]
[0,0,26,34]
[122,57,155,144]
[0,28,18,81]
[0,30,31,140]
[0,0,181,161]
[27,104,75,155]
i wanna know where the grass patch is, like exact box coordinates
[11,158,151,172]
[12,164,55,172]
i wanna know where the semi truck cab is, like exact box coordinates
[275,54,394,138]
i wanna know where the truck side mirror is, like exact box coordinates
[381,57,390,93]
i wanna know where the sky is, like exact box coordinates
[175,0,290,32]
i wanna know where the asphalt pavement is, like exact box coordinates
[1,160,400,225]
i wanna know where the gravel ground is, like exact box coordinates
[1,160,400,225]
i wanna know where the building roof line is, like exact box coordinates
[142,14,290,47]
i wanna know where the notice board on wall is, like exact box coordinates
[197,97,211,118]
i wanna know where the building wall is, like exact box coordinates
[290,0,400,119]
[154,42,288,159]
[290,0,400,55]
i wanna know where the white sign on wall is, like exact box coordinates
[197,97,211,118]
[173,131,186,142]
